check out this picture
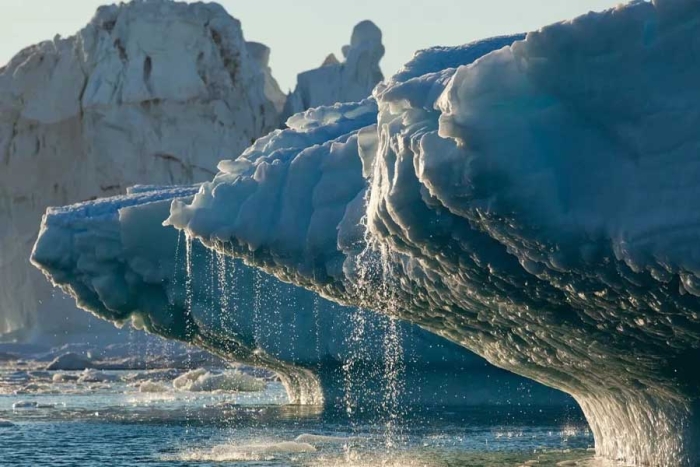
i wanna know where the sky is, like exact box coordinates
[0,0,625,91]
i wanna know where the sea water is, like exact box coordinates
[0,364,607,467]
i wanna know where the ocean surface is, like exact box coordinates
[0,366,601,467]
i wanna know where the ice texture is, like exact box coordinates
[31,181,566,408]
[156,1,700,465]
[0,0,387,344]
[0,0,281,338]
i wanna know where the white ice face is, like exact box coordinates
[0,0,281,338]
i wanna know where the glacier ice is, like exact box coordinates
[31,181,567,408]
[139,1,700,465]
[31,0,700,464]
[0,0,281,338]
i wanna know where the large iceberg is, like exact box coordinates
[0,0,280,337]
[0,0,569,414]
[32,0,700,464]
[31,146,567,408]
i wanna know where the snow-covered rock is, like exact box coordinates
[282,20,384,121]
[33,0,700,465]
[0,0,281,338]
[45,352,94,371]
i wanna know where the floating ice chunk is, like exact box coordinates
[173,369,266,392]
[177,442,317,462]
[45,353,94,371]
[138,381,170,393]
[12,401,38,409]
[77,369,119,384]
[52,373,79,383]
[172,368,207,390]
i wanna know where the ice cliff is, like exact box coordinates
[0,0,281,337]
[41,0,700,464]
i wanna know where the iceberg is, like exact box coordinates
[0,0,281,338]
[33,0,700,464]
[31,182,566,407]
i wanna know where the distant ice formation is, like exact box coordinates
[0,0,280,338]
[282,20,385,120]
[37,0,700,464]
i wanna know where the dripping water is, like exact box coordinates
[215,247,239,362]
[183,234,195,435]
[312,295,321,360]
[252,270,263,347]
[378,243,406,449]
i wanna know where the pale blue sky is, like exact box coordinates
[0,0,625,91]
